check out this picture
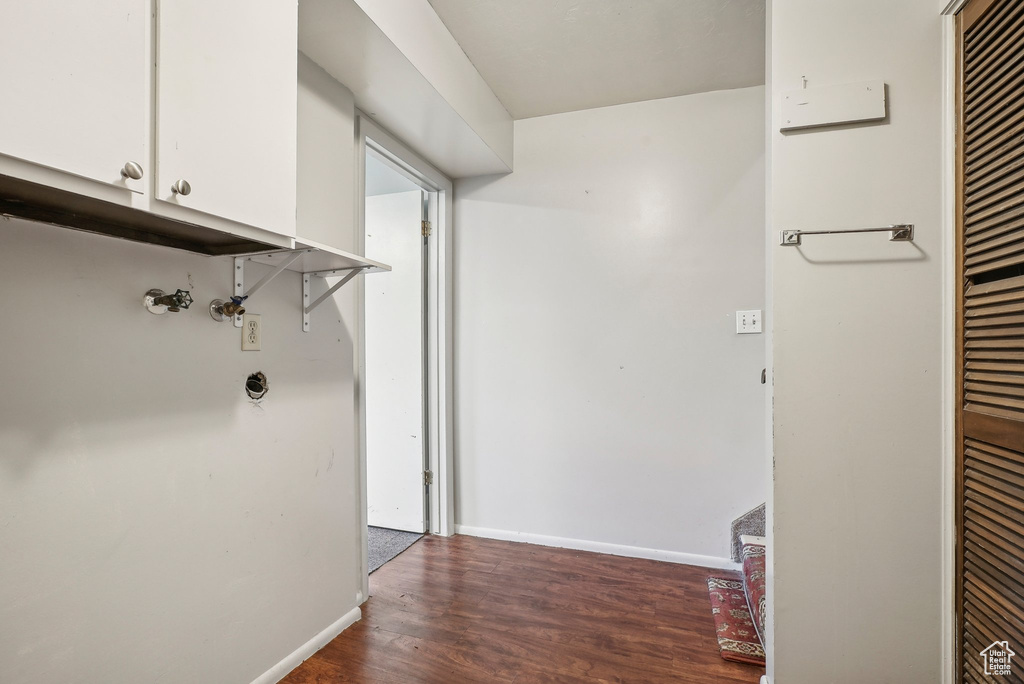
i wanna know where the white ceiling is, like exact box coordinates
[426,0,766,120]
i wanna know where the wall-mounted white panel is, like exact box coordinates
[299,0,512,178]
[0,0,147,192]
[779,80,886,131]
[156,0,297,235]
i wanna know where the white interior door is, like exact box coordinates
[0,0,147,191]
[365,190,426,532]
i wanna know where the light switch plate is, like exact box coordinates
[736,310,762,334]
[242,314,261,351]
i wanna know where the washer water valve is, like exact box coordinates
[144,289,193,314]
[210,296,247,322]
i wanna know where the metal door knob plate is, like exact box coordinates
[120,161,144,180]
[172,179,191,196]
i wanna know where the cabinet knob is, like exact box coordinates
[171,179,192,196]
[120,161,144,180]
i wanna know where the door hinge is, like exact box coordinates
[423,470,434,486]
[421,220,432,237]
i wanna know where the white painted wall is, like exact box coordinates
[297,52,357,250]
[0,53,365,684]
[0,219,360,684]
[365,190,426,532]
[770,3,944,683]
[762,1,775,674]
[454,87,766,564]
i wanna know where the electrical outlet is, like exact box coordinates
[736,310,762,334]
[242,314,261,351]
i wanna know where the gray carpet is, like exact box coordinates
[730,503,766,562]
[368,526,423,574]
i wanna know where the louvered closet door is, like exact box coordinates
[958,0,1024,681]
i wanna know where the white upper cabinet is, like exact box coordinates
[156,0,297,236]
[0,1,148,192]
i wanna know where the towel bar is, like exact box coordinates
[780,224,914,246]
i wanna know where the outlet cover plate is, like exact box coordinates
[736,310,762,334]
[242,314,261,351]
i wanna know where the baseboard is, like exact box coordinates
[454,525,739,570]
[250,606,361,684]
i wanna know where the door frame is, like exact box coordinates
[939,1,968,682]
[354,114,455,596]
[940,2,970,683]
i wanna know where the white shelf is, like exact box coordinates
[244,236,390,276]
[233,236,391,331]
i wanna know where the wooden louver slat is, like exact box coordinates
[966,2,1020,62]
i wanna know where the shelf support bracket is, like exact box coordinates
[233,257,245,327]
[233,250,307,327]
[228,245,387,332]
[303,267,368,332]
[246,251,304,298]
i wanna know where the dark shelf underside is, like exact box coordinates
[0,174,282,256]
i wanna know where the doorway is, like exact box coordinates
[364,156,426,538]
[356,116,454,585]
[364,153,427,571]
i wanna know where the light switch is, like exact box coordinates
[736,310,762,334]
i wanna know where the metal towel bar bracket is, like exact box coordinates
[780,224,914,246]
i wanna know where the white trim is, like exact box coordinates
[354,114,370,604]
[763,2,776,679]
[249,606,361,684]
[939,5,958,684]
[455,525,740,571]
[940,0,969,14]
[354,113,456,585]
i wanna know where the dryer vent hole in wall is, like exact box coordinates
[245,372,268,401]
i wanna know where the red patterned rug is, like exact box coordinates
[741,540,767,647]
[706,577,766,665]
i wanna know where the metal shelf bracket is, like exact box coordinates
[303,266,368,332]
[232,251,306,327]
[233,248,382,331]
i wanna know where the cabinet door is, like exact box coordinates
[156,0,297,236]
[0,1,148,191]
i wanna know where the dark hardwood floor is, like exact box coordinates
[282,534,765,683]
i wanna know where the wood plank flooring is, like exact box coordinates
[282,534,765,683]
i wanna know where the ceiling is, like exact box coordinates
[426,0,766,120]
[365,153,422,196]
